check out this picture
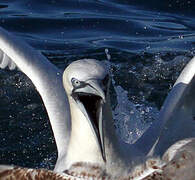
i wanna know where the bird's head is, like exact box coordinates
[63,59,110,162]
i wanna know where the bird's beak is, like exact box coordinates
[72,79,107,162]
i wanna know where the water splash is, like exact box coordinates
[112,81,159,144]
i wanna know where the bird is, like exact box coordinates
[149,55,195,157]
[0,27,195,179]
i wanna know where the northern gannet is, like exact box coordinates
[61,59,144,175]
[0,27,195,179]
[0,27,143,176]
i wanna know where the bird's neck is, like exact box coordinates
[65,94,136,175]
[65,96,105,169]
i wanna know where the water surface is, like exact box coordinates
[0,0,194,169]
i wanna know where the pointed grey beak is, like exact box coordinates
[73,79,106,102]
[73,79,106,162]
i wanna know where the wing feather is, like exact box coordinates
[0,27,71,171]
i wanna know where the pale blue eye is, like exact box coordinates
[71,78,81,87]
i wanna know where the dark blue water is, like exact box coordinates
[0,0,195,170]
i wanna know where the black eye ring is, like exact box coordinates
[71,78,81,87]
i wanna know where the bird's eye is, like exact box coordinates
[71,78,81,87]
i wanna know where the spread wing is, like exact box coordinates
[0,27,71,170]
[151,56,195,156]
[134,56,195,157]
